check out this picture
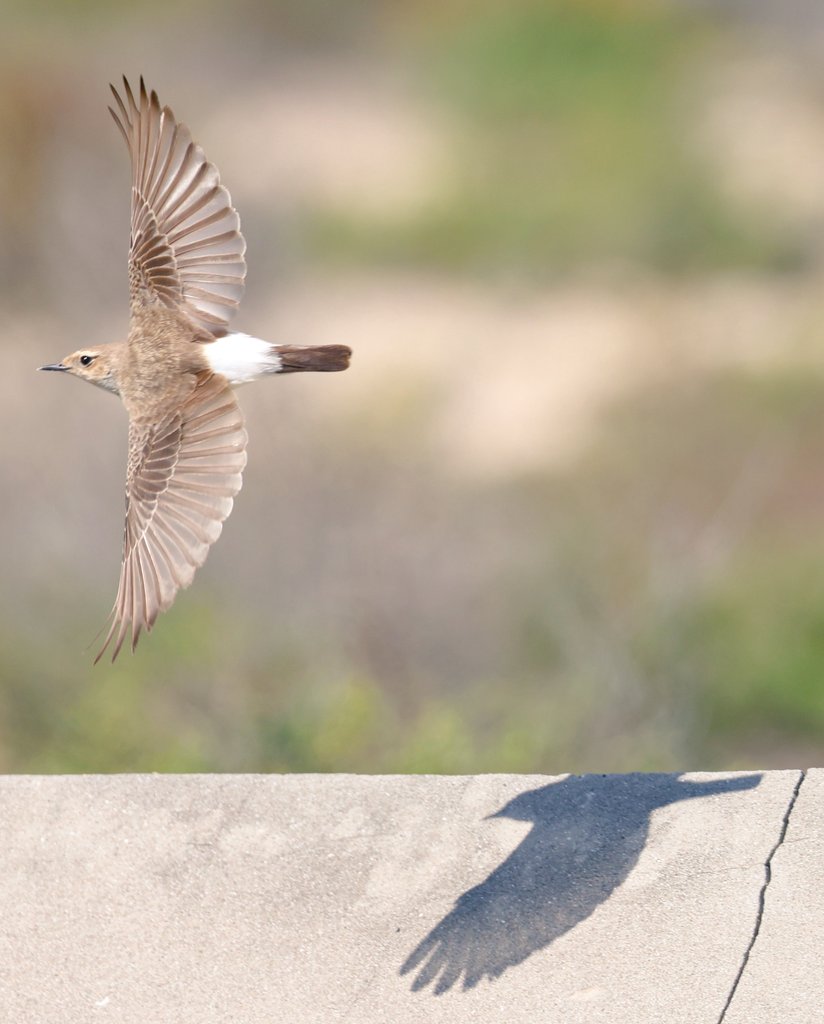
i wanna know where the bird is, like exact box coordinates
[40,77,351,663]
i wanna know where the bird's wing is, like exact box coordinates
[109,76,247,334]
[96,372,247,663]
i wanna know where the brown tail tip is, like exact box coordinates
[277,344,352,373]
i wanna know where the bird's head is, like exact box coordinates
[39,346,120,395]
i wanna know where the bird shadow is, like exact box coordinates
[400,772,762,994]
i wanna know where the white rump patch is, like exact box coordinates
[203,333,282,384]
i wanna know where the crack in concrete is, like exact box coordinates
[717,769,807,1023]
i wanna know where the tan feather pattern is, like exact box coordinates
[96,372,247,663]
[109,76,247,333]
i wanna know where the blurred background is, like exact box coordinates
[4,0,824,772]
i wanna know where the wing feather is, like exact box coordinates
[96,373,247,662]
[109,76,246,334]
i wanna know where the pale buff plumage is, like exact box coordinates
[41,78,351,661]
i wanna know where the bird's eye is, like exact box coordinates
[80,354,94,367]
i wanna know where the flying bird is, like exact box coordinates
[40,77,351,662]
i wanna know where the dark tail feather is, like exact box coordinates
[276,344,351,373]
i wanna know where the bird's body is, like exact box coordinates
[40,78,351,661]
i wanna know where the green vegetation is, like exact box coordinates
[311,1,806,275]
[6,366,824,773]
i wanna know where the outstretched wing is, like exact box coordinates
[96,372,247,663]
[109,76,247,334]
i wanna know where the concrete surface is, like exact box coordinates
[0,771,814,1023]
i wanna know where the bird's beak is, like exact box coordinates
[38,363,69,372]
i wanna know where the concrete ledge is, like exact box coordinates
[0,771,816,1023]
